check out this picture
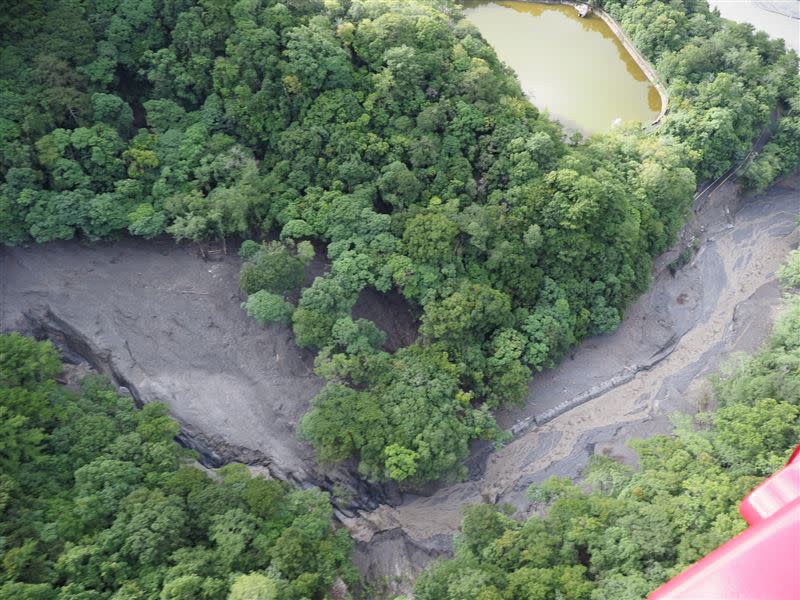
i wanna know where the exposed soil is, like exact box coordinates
[352,287,419,352]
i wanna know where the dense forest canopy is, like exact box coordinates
[0,333,356,600]
[413,252,800,599]
[1,0,798,483]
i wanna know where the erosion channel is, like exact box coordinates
[1,173,797,593]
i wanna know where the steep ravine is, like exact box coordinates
[1,177,797,596]
[0,239,395,513]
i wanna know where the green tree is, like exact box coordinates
[0,407,44,472]
[128,203,167,238]
[0,333,61,388]
[242,291,295,326]
[384,444,418,481]
[239,242,306,296]
[227,573,279,600]
[402,205,459,265]
[0,334,355,599]
[421,282,511,343]
[91,93,133,135]
[778,250,800,289]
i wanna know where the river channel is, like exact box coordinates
[461,1,662,133]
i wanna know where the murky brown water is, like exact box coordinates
[461,1,661,133]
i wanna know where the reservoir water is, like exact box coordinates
[461,1,661,133]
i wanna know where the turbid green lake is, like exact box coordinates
[461,1,662,133]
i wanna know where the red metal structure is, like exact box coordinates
[651,444,800,599]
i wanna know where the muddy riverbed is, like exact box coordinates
[1,177,798,595]
[345,175,799,593]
